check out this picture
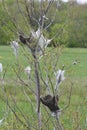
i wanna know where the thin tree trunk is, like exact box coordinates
[33,53,41,130]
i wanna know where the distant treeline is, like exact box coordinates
[0,0,87,48]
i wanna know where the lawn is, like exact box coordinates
[0,46,87,130]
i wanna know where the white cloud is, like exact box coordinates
[62,0,68,2]
[62,0,87,4]
[77,0,87,4]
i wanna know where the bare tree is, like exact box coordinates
[0,0,72,130]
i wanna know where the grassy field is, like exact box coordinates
[0,46,87,130]
[0,46,87,78]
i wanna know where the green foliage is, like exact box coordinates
[0,2,14,45]
[0,1,87,47]
[66,4,87,48]
[0,26,14,45]
[49,3,87,47]
[50,23,69,46]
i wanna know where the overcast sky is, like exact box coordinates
[62,0,87,4]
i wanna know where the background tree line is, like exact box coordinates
[0,0,87,48]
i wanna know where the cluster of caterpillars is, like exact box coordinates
[40,95,60,112]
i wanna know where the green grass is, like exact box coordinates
[61,48,87,78]
[0,46,87,130]
[0,46,87,79]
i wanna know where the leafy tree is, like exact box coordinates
[0,2,14,45]
[50,23,69,46]
[67,3,87,47]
